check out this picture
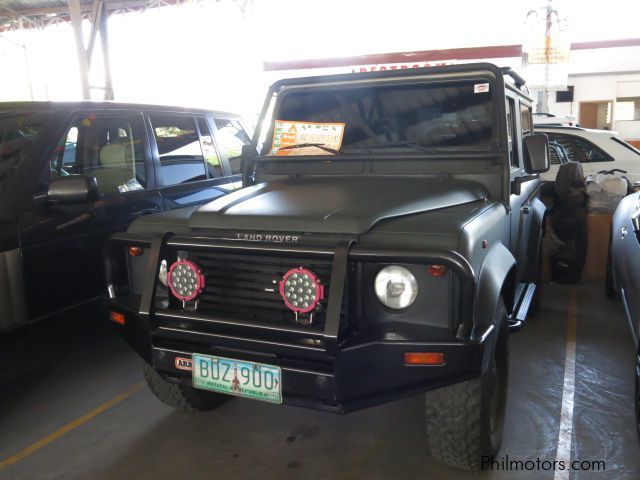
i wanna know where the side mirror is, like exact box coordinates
[47,175,99,204]
[523,133,550,174]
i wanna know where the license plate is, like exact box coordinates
[192,354,282,404]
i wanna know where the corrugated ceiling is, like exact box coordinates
[0,1,92,14]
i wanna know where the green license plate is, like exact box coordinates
[192,354,282,404]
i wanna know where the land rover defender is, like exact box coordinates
[104,63,549,470]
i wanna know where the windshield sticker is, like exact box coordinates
[474,83,490,94]
[270,120,345,156]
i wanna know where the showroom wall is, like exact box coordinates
[540,46,640,142]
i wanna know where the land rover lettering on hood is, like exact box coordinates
[104,63,550,471]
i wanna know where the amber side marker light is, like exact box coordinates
[110,311,125,325]
[428,265,447,277]
[404,352,445,366]
[128,246,144,257]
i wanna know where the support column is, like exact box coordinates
[68,0,91,100]
[99,2,114,100]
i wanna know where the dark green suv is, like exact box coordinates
[104,63,549,470]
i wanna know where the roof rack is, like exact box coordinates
[501,67,529,94]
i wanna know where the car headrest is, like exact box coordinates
[99,142,131,168]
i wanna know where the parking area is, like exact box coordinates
[1,282,638,480]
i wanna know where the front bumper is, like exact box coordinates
[105,232,491,413]
[108,302,493,412]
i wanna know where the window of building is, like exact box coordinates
[615,97,640,121]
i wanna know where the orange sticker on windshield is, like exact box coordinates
[270,120,345,156]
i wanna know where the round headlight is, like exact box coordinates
[374,265,418,310]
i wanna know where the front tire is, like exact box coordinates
[143,362,228,411]
[424,299,509,471]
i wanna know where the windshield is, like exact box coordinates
[0,112,48,196]
[263,79,495,156]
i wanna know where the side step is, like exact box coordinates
[508,282,536,332]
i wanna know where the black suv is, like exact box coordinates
[0,101,250,331]
[104,64,549,470]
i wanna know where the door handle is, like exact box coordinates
[136,208,160,217]
[622,226,628,239]
[521,205,532,214]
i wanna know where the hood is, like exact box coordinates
[189,177,489,235]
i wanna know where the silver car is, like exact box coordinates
[608,191,640,436]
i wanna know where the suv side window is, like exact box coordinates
[506,99,519,167]
[548,142,569,165]
[149,114,208,185]
[197,118,223,178]
[49,114,147,194]
[546,133,611,163]
[520,104,532,135]
[213,118,251,175]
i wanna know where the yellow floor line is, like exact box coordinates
[0,382,145,471]
[554,287,578,480]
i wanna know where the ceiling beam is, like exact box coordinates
[2,0,150,18]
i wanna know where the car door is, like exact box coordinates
[614,192,640,339]
[147,112,234,210]
[19,110,162,320]
[508,97,537,284]
[211,116,252,190]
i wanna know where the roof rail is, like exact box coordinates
[501,67,529,94]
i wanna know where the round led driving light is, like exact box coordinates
[167,260,205,301]
[374,265,418,310]
[279,267,324,313]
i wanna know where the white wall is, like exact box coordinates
[544,69,640,140]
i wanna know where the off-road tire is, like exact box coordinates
[143,362,227,411]
[424,298,509,471]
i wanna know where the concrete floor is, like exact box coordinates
[0,282,639,479]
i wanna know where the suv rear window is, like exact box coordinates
[267,79,494,155]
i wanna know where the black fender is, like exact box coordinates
[472,242,516,371]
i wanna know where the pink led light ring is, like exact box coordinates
[167,260,205,302]
[279,267,325,314]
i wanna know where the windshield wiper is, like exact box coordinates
[276,143,339,155]
[361,141,438,154]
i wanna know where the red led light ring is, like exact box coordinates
[167,260,205,302]
[279,267,325,314]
